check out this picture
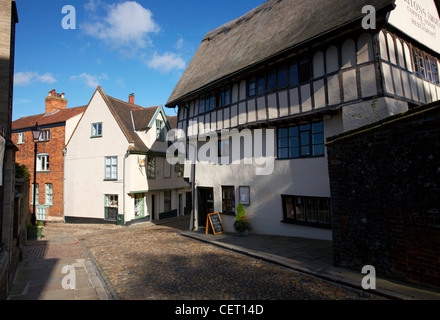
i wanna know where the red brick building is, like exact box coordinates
[12,90,85,221]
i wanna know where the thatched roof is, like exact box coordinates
[166,0,396,106]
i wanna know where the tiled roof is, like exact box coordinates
[12,106,87,130]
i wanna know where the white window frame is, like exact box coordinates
[105,156,118,180]
[18,132,24,144]
[45,183,53,206]
[37,153,50,172]
[31,183,39,205]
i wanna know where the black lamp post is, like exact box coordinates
[31,122,41,226]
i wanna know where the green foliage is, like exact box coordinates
[233,203,250,232]
[15,163,31,179]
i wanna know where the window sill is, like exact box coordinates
[221,211,236,216]
[91,135,102,139]
[103,178,118,182]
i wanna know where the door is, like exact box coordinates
[134,194,144,219]
[178,193,183,216]
[151,194,155,220]
[197,187,214,228]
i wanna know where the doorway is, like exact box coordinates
[151,194,155,221]
[134,194,145,219]
[197,187,214,228]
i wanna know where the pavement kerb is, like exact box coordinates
[181,230,440,301]
[79,240,119,300]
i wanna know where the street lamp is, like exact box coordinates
[31,122,41,226]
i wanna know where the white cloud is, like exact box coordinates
[147,52,186,73]
[174,37,184,50]
[70,73,107,88]
[82,1,160,52]
[14,71,57,86]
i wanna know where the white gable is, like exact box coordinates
[388,0,440,54]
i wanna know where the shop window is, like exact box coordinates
[282,195,331,228]
[222,186,235,214]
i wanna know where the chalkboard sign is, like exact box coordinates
[206,213,224,235]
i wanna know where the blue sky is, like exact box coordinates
[12,0,266,120]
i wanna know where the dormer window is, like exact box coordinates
[156,120,165,140]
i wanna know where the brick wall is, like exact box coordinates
[327,102,440,288]
[13,125,66,220]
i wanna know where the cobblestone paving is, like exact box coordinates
[46,219,385,301]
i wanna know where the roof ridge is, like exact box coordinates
[107,95,145,110]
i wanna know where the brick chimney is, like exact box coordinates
[45,89,67,114]
[129,93,134,104]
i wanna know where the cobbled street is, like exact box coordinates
[43,218,384,300]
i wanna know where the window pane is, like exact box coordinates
[278,67,288,88]
[318,199,330,224]
[299,60,311,83]
[426,57,432,81]
[312,133,324,145]
[248,79,256,96]
[432,59,439,83]
[306,198,318,222]
[313,144,325,156]
[289,147,300,158]
[312,121,323,133]
[301,145,311,156]
[257,76,265,95]
[268,71,277,91]
[295,197,305,221]
[289,126,298,137]
[289,64,299,86]
[285,197,294,220]
[289,137,299,147]
[300,132,310,145]
[278,148,288,159]
[278,128,288,138]
[278,137,288,148]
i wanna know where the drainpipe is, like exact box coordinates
[122,150,129,225]
[63,147,67,223]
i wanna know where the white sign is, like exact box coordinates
[388,0,440,54]
[0,135,5,186]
